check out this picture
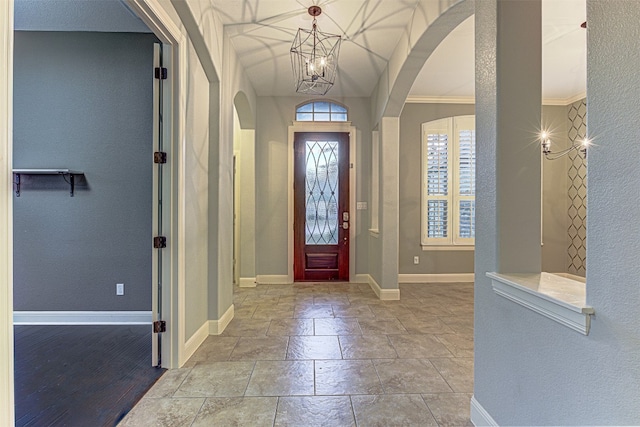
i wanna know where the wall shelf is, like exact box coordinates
[12,169,84,197]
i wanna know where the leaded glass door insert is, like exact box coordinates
[305,141,339,245]
[294,132,349,281]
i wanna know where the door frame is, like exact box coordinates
[288,121,357,283]
[126,0,186,369]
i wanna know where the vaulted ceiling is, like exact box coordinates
[212,0,586,102]
[14,0,587,103]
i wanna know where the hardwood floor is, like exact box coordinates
[14,325,165,427]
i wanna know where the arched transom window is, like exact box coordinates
[296,100,348,122]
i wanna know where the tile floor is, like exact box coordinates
[119,282,474,426]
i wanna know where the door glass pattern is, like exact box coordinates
[305,140,339,244]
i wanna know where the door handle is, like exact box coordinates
[342,222,349,229]
[343,212,349,221]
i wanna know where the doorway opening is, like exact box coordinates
[294,132,350,281]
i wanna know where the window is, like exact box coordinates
[422,115,475,246]
[296,100,348,122]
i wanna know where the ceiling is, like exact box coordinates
[14,0,586,103]
[213,0,586,102]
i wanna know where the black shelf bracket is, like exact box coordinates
[12,169,84,197]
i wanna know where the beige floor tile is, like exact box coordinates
[142,368,191,398]
[436,334,474,357]
[173,362,254,397]
[191,397,278,427]
[333,304,375,318]
[351,394,438,427]
[422,393,474,427]
[127,282,476,426]
[275,396,355,427]
[277,294,315,305]
[388,334,454,358]
[245,360,314,396]
[267,318,314,336]
[252,304,295,320]
[315,360,383,395]
[314,318,362,335]
[229,336,289,360]
[397,315,457,335]
[243,294,281,305]
[357,318,408,335]
[339,335,398,359]
[430,357,474,392]
[313,295,350,305]
[293,304,334,318]
[286,336,342,360]
[409,305,456,317]
[220,319,270,337]
[183,336,239,366]
[369,304,415,318]
[374,359,452,394]
[118,397,204,427]
[232,304,258,319]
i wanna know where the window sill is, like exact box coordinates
[369,229,379,238]
[421,245,474,251]
[488,272,594,335]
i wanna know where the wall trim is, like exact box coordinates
[239,277,257,288]
[358,274,400,300]
[183,320,209,364]
[209,304,234,335]
[470,396,499,426]
[13,311,153,325]
[256,275,292,285]
[398,273,475,283]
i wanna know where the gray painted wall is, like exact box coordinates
[541,105,571,274]
[13,31,157,311]
[399,103,475,274]
[398,103,569,275]
[14,0,151,33]
[255,96,371,278]
[474,1,640,424]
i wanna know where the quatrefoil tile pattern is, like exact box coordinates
[567,99,587,276]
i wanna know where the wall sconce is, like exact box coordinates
[541,131,590,160]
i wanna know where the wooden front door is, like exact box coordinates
[294,132,349,281]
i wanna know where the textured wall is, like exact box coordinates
[13,32,157,311]
[566,99,587,276]
[474,1,640,424]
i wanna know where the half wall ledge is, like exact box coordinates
[488,272,594,335]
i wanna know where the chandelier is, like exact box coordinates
[290,6,342,95]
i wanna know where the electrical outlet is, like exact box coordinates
[116,283,124,296]
[413,256,420,265]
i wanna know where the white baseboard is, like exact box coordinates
[358,274,400,301]
[398,273,475,283]
[256,275,292,285]
[239,277,257,288]
[209,304,234,335]
[183,320,209,363]
[13,311,152,325]
[354,274,370,284]
[470,396,498,426]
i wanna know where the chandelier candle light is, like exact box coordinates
[290,5,342,95]
[540,131,590,160]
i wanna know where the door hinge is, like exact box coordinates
[154,151,167,164]
[154,67,168,80]
[153,320,166,333]
[153,236,167,248]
